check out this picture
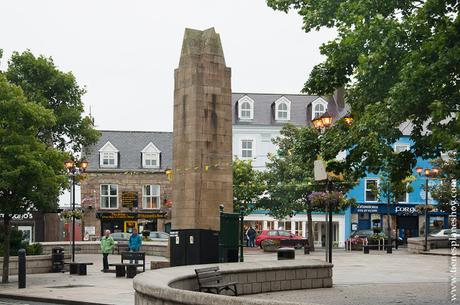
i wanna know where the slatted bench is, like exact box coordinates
[108,252,145,278]
[195,267,238,296]
[68,262,93,275]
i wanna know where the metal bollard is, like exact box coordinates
[18,249,26,289]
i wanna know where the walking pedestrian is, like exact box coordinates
[128,228,142,263]
[100,229,114,272]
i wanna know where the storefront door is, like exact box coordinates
[358,213,371,230]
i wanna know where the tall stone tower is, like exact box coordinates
[172,28,232,235]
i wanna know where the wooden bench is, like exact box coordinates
[108,252,145,278]
[68,262,93,275]
[195,267,238,296]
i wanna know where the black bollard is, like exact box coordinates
[18,249,26,289]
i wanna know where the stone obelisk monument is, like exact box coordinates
[171,28,232,265]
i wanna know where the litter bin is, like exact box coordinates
[277,247,295,260]
[52,247,65,272]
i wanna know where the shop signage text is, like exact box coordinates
[121,191,138,208]
[96,211,166,220]
[0,213,33,221]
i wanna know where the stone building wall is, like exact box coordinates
[80,171,172,237]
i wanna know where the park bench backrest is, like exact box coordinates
[195,267,223,285]
[121,251,145,262]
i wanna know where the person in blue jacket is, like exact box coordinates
[128,228,142,263]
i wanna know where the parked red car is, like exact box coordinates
[255,230,305,248]
[346,229,374,250]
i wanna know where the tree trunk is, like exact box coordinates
[307,209,315,251]
[2,215,11,283]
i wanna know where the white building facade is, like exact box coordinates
[232,92,348,248]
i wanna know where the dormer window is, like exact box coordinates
[142,142,161,168]
[99,141,119,168]
[274,97,291,121]
[311,98,328,120]
[238,96,254,120]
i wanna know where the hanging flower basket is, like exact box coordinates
[308,191,348,211]
[416,204,435,213]
[60,209,83,220]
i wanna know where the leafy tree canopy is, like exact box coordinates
[4,50,99,153]
[0,74,68,282]
[267,0,460,178]
[232,159,265,215]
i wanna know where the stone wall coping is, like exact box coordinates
[134,260,331,305]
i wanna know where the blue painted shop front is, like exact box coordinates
[350,204,449,242]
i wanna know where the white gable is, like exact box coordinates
[99,141,119,152]
[141,142,161,153]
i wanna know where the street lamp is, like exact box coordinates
[416,166,440,252]
[311,111,352,264]
[65,159,89,262]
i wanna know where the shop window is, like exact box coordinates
[365,179,379,202]
[295,221,303,237]
[142,185,160,209]
[100,184,118,209]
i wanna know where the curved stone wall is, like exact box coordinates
[134,260,332,305]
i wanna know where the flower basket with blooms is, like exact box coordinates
[60,209,83,220]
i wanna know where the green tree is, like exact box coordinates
[4,50,99,152]
[430,154,460,212]
[259,124,356,251]
[232,159,265,214]
[267,0,460,177]
[0,74,67,283]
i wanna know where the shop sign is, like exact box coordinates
[96,211,166,220]
[121,191,138,209]
[394,206,418,215]
[0,213,33,221]
[355,205,379,213]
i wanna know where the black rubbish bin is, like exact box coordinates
[277,247,295,260]
[51,247,65,272]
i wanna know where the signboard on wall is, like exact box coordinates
[121,191,138,209]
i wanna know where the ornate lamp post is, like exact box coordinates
[64,159,88,262]
[416,166,440,251]
[311,112,352,263]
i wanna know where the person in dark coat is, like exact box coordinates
[247,226,257,247]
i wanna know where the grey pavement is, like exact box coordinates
[248,249,459,305]
[0,248,457,305]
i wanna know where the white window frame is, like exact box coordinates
[364,179,380,202]
[99,141,119,168]
[238,96,254,120]
[100,184,118,209]
[240,139,255,159]
[311,98,328,120]
[394,144,410,153]
[141,142,161,169]
[142,185,161,209]
[274,97,291,121]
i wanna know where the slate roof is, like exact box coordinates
[83,130,173,171]
[231,93,343,127]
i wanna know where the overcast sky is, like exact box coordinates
[1,0,336,133]
[1,1,336,207]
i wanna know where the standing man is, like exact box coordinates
[100,229,114,272]
[247,226,257,248]
[128,228,142,263]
